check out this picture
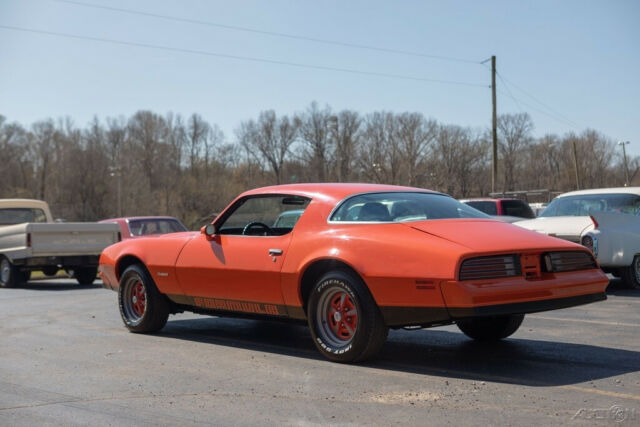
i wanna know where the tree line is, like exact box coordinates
[1,102,635,228]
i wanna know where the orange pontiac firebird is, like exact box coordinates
[99,183,609,362]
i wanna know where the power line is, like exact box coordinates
[496,70,582,128]
[497,88,580,130]
[50,0,483,65]
[0,24,490,87]
[494,70,525,114]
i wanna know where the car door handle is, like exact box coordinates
[269,248,283,256]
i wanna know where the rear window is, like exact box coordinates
[330,192,489,222]
[501,200,535,218]
[464,201,498,216]
[0,208,47,225]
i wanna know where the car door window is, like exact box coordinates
[218,195,310,236]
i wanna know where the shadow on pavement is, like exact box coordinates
[15,279,102,291]
[158,315,640,387]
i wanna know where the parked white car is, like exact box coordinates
[515,187,640,288]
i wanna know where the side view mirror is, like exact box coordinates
[200,224,217,240]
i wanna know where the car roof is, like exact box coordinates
[100,216,181,222]
[557,187,640,198]
[240,183,440,203]
[460,198,521,202]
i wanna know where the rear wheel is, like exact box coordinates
[307,269,388,363]
[118,264,169,333]
[456,314,524,341]
[73,267,97,285]
[620,256,640,289]
[0,257,25,288]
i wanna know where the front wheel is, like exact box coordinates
[620,256,640,289]
[0,257,25,288]
[118,264,170,333]
[456,314,524,341]
[307,269,388,363]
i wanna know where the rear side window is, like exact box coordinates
[0,208,47,225]
[464,201,498,216]
[501,200,535,218]
[331,192,488,222]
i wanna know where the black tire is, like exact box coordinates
[74,267,97,285]
[456,314,524,341]
[42,266,59,277]
[307,269,388,363]
[620,256,640,290]
[20,270,31,283]
[0,257,25,288]
[118,264,170,333]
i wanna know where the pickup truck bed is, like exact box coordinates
[0,199,120,288]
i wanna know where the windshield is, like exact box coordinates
[128,219,188,236]
[0,208,47,225]
[331,192,489,222]
[540,193,640,217]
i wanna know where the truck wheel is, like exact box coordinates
[74,267,97,285]
[456,314,524,341]
[42,266,59,277]
[307,269,388,363]
[620,256,640,289]
[0,257,25,288]
[118,264,170,333]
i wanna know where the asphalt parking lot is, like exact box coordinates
[1,278,639,426]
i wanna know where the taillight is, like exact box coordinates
[590,215,599,228]
[459,255,521,281]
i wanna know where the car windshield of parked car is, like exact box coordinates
[128,219,188,236]
[331,192,489,222]
[539,193,640,217]
[0,208,47,225]
[463,201,498,216]
[218,195,311,235]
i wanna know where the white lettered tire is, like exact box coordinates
[307,269,388,363]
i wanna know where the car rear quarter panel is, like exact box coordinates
[281,221,466,310]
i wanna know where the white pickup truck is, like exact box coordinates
[0,199,120,287]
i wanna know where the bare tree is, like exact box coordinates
[330,110,361,182]
[237,110,299,184]
[298,102,333,182]
[498,113,534,191]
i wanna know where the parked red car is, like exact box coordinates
[99,216,188,240]
[461,198,536,219]
[99,184,608,362]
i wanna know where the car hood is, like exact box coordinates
[513,217,594,242]
[403,219,579,252]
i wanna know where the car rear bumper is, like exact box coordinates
[447,291,606,318]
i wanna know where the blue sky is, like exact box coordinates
[1,0,639,154]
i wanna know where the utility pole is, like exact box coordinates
[572,139,581,190]
[618,141,630,186]
[491,55,498,193]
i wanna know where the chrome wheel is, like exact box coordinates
[121,276,147,324]
[316,287,359,348]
